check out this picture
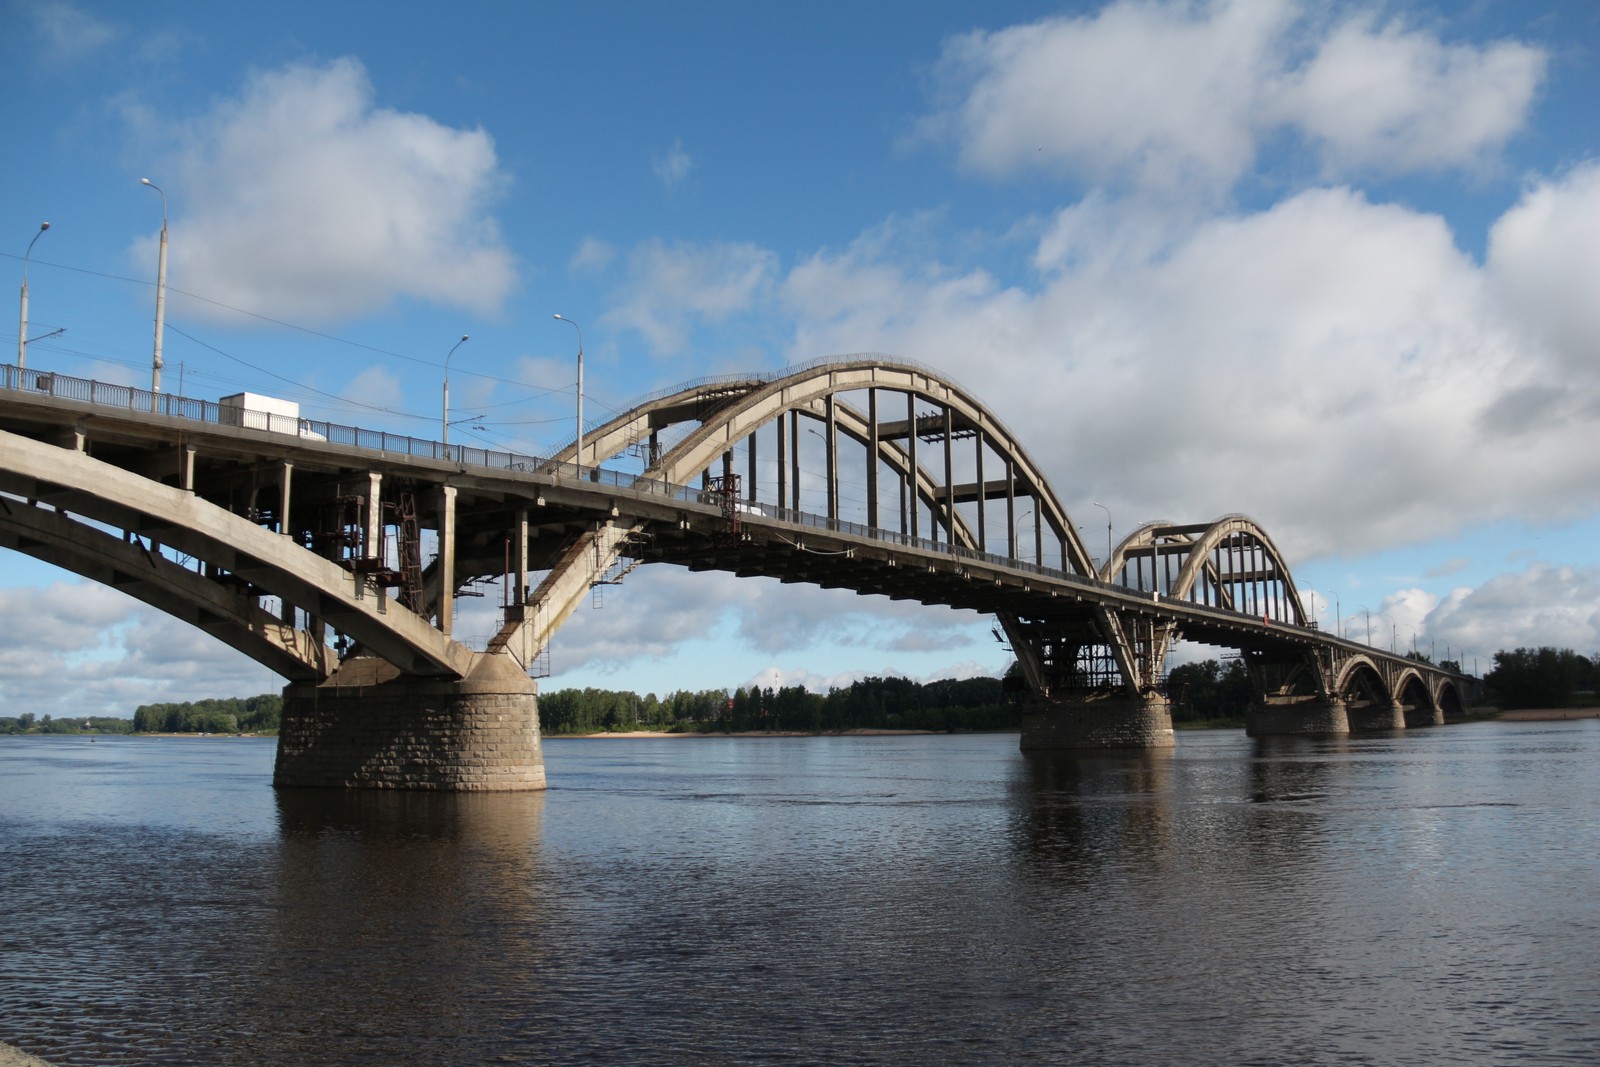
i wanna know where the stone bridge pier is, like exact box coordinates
[1020,694,1176,751]
[273,653,545,791]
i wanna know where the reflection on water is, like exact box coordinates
[1,726,1596,1065]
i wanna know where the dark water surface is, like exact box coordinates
[1,724,1596,1065]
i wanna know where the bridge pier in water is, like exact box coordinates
[1020,694,1175,751]
[274,654,546,791]
[1245,700,1350,736]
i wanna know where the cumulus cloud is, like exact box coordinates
[140,57,516,324]
[1274,13,1545,177]
[1486,162,1600,386]
[0,582,271,715]
[920,0,1545,194]
[784,183,1600,562]
[1424,564,1600,661]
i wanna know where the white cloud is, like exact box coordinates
[783,185,1600,562]
[141,57,516,324]
[21,0,119,66]
[924,0,1289,192]
[1275,14,1546,177]
[1424,564,1600,661]
[1486,162,1600,386]
[604,238,778,357]
[653,138,693,188]
[0,581,272,715]
[919,0,1545,194]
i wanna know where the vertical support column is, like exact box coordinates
[514,507,529,605]
[906,392,919,540]
[1004,457,1015,559]
[789,411,801,511]
[974,428,986,553]
[746,431,757,503]
[824,393,838,522]
[438,484,457,636]
[941,407,954,543]
[866,387,879,530]
[364,472,383,561]
[180,445,196,492]
[279,461,293,536]
[775,411,788,513]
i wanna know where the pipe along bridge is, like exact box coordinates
[0,359,1474,790]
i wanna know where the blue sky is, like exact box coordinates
[2,0,1597,713]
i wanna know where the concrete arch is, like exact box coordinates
[0,430,476,679]
[501,358,1101,684]
[1107,515,1307,624]
[0,495,328,680]
[563,358,1096,574]
[1394,668,1440,727]
[1334,656,1394,708]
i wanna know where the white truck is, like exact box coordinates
[218,392,324,439]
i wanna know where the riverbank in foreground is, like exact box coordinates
[2,1041,54,1067]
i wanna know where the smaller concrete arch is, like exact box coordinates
[1393,668,1442,727]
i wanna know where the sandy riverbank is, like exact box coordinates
[1,1042,55,1067]
[1491,707,1600,721]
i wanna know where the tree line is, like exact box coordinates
[1485,647,1598,709]
[131,694,283,734]
[0,714,134,735]
[539,675,1017,735]
[5,646,1590,737]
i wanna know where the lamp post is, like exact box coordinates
[1012,508,1033,561]
[441,334,470,445]
[140,178,168,394]
[18,222,49,371]
[552,314,583,468]
[1092,501,1112,569]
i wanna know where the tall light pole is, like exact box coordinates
[1012,508,1033,561]
[1092,501,1112,568]
[552,314,583,468]
[18,222,49,371]
[441,334,469,445]
[140,178,168,394]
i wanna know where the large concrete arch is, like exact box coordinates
[1108,515,1308,624]
[0,430,476,679]
[498,359,1102,679]
[0,494,327,680]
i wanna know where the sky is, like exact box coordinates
[2,0,1597,714]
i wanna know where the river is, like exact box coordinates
[1,723,1596,1065]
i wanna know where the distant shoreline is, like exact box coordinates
[551,728,948,739]
[1491,707,1600,721]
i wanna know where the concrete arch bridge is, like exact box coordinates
[0,358,1474,791]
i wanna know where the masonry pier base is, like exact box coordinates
[1020,694,1175,751]
[274,654,546,791]
[1346,703,1407,731]
[1246,700,1350,737]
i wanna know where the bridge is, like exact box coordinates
[0,358,1475,791]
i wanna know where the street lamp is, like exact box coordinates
[441,334,470,445]
[552,314,583,468]
[1092,501,1112,569]
[1012,508,1033,561]
[18,222,49,371]
[140,178,168,394]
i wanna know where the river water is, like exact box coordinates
[1,723,1596,1065]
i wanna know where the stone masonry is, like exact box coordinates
[1020,694,1176,751]
[274,653,545,791]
